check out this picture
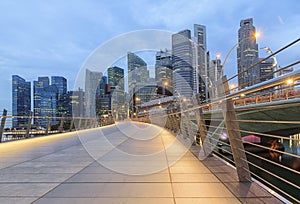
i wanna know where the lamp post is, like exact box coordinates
[261,47,279,78]
[163,81,168,96]
[220,31,260,89]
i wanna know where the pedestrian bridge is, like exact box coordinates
[0,122,283,204]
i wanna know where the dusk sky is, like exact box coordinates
[1,0,299,111]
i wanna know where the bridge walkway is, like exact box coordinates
[0,122,283,204]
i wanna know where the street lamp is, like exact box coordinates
[261,47,279,78]
[221,31,261,87]
[163,81,168,96]
[286,79,294,85]
[229,83,236,91]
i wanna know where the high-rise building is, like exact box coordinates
[51,76,67,95]
[108,66,125,119]
[279,67,293,76]
[259,58,274,82]
[237,18,259,89]
[208,58,222,98]
[33,76,68,127]
[108,66,124,90]
[172,29,194,98]
[127,52,149,117]
[127,52,149,89]
[96,76,111,117]
[12,75,31,127]
[155,49,173,96]
[194,24,208,101]
[33,77,49,125]
[51,76,67,117]
[68,88,85,117]
[85,69,102,117]
[40,84,58,127]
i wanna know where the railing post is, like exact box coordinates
[285,90,289,100]
[217,76,251,182]
[58,114,65,133]
[45,116,51,135]
[25,111,33,138]
[78,118,82,129]
[171,114,177,132]
[84,118,88,129]
[0,109,8,143]
[195,108,208,155]
[69,118,74,132]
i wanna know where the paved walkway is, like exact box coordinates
[0,122,283,204]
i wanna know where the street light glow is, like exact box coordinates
[229,84,236,90]
[216,53,221,59]
[254,31,260,39]
[286,79,294,85]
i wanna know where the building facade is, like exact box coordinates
[194,24,208,101]
[155,49,173,96]
[259,58,274,82]
[237,18,259,89]
[172,29,194,98]
[33,77,50,126]
[12,75,31,127]
[40,85,58,127]
[127,52,150,117]
[108,66,124,90]
[108,66,126,120]
[85,69,102,117]
[51,76,67,117]
[68,88,85,117]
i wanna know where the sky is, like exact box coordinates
[1,0,300,112]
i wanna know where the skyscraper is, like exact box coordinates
[51,76,67,117]
[127,52,149,89]
[108,66,124,90]
[155,49,173,95]
[96,76,111,117]
[40,84,58,127]
[85,69,102,117]
[34,77,50,126]
[194,24,208,101]
[51,76,67,95]
[127,52,150,117]
[237,18,259,89]
[259,58,274,82]
[208,58,222,98]
[68,88,85,117]
[172,29,194,98]
[12,75,31,127]
[108,66,125,119]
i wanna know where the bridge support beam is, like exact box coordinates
[217,76,251,183]
[45,117,51,135]
[58,115,65,133]
[0,109,7,143]
[25,111,33,138]
[195,108,209,157]
[69,118,74,132]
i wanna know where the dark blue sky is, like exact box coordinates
[1,0,299,111]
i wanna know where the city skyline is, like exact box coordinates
[1,0,300,111]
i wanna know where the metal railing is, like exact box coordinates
[135,38,300,203]
[0,112,115,142]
